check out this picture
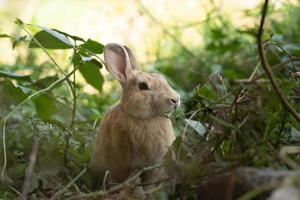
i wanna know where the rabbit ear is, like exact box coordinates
[124,46,139,70]
[104,43,133,83]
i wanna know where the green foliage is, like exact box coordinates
[0,70,32,82]
[0,80,28,105]
[78,60,104,92]
[29,28,73,49]
[79,39,104,54]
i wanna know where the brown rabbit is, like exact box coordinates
[90,43,180,183]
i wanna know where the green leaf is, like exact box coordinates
[80,39,104,54]
[79,60,104,92]
[11,36,27,49]
[290,127,300,142]
[33,76,59,89]
[15,18,24,25]
[53,29,85,42]
[33,94,58,119]
[29,28,73,49]
[91,59,103,69]
[1,80,28,104]
[0,34,10,38]
[0,71,32,82]
[185,119,206,135]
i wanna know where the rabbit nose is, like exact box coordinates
[169,98,178,104]
[169,98,180,108]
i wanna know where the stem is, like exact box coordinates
[70,43,77,128]
[1,123,7,180]
[257,0,300,122]
[251,57,300,82]
[1,67,78,178]
[18,23,74,97]
[20,137,39,200]
[65,164,163,200]
[50,168,87,200]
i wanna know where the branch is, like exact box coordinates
[252,57,300,82]
[20,137,39,200]
[257,0,300,122]
[1,66,79,180]
[66,164,163,200]
[50,168,87,200]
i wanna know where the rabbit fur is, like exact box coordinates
[90,43,180,183]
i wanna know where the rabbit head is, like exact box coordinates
[104,43,180,119]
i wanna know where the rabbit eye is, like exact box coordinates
[138,82,149,90]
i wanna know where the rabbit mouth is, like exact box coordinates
[164,114,170,119]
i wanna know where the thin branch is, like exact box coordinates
[20,137,39,200]
[50,168,87,200]
[70,42,78,128]
[257,0,300,122]
[66,164,163,200]
[1,66,79,179]
[23,26,65,74]
[136,177,173,187]
[1,123,7,180]
[252,57,300,82]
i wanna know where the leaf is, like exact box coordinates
[80,39,104,54]
[79,60,104,92]
[0,70,32,82]
[33,76,59,89]
[184,119,206,136]
[15,18,24,25]
[172,135,182,151]
[29,28,73,49]
[53,29,85,42]
[290,127,300,142]
[0,34,10,38]
[33,94,58,119]
[196,84,218,100]
[1,80,28,104]
[12,36,27,49]
[91,59,103,69]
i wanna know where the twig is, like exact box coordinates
[8,185,21,196]
[64,44,78,168]
[1,66,79,179]
[251,57,300,82]
[1,123,7,180]
[20,137,39,200]
[176,109,201,161]
[50,168,87,200]
[257,0,300,122]
[65,164,163,200]
[248,61,261,81]
[102,170,112,192]
[237,180,280,200]
[279,146,300,169]
[18,22,74,94]
[70,42,78,128]
[136,177,173,187]
[66,175,82,194]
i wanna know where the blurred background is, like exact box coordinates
[1,0,300,199]
[0,0,298,93]
[0,0,261,64]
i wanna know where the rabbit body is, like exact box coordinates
[90,103,174,181]
[90,43,180,182]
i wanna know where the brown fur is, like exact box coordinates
[90,43,180,182]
